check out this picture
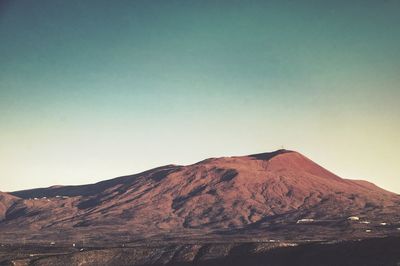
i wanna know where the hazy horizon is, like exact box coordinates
[1,0,399,193]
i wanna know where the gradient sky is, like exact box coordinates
[1,0,399,193]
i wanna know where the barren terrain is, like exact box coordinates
[1,150,399,265]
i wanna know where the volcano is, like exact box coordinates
[1,150,399,245]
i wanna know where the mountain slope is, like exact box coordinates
[0,191,19,221]
[2,150,399,242]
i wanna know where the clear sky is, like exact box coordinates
[0,0,399,193]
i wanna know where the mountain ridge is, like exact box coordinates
[1,150,399,245]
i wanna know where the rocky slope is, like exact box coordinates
[0,192,19,221]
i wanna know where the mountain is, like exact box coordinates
[1,150,399,244]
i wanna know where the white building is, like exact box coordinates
[296,218,314,224]
[347,216,360,221]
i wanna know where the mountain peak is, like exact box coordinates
[248,149,294,160]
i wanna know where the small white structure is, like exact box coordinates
[380,222,388,226]
[50,242,55,246]
[365,229,372,233]
[56,195,61,198]
[397,228,400,231]
[296,218,315,224]
[80,248,84,252]
[347,216,360,221]
[33,198,39,200]
[359,221,370,224]
[72,243,76,247]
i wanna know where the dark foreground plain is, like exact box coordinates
[1,237,400,266]
[1,150,400,265]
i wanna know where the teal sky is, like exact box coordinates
[1,1,399,193]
